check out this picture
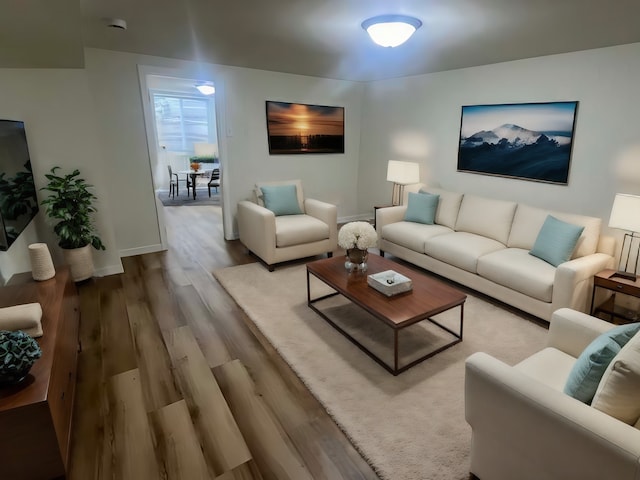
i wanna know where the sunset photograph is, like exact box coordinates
[266,101,344,154]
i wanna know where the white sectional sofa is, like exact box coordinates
[465,308,640,480]
[376,186,615,322]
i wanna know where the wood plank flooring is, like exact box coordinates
[68,205,379,480]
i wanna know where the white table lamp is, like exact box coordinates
[608,193,640,280]
[387,160,420,206]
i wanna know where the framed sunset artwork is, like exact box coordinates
[266,101,344,154]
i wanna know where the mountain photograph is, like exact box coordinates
[457,102,578,184]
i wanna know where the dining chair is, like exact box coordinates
[209,168,220,195]
[167,165,178,197]
[195,170,215,197]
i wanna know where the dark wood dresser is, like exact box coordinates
[0,266,80,479]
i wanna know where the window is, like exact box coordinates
[152,93,215,153]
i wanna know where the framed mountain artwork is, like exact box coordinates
[457,101,578,184]
[266,101,344,154]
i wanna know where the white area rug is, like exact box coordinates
[214,262,548,480]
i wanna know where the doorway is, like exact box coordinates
[139,69,227,248]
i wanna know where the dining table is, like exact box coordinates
[177,169,207,200]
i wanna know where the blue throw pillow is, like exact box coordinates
[260,184,303,216]
[404,192,440,225]
[529,215,584,267]
[564,322,640,404]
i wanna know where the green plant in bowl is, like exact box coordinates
[0,330,41,385]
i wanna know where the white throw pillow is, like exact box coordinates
[591,330,640,425]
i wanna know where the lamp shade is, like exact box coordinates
[362,15,422,48]
[386,160,420,185]
[609,193,640,233]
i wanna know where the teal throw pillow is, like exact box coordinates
[404,192,440,225]
[529,215,584,267]
[564,322,640,404]
[260,184,303,216]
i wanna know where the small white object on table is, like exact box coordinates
[368,270,413,296]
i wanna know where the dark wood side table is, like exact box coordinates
[591,269,640,323]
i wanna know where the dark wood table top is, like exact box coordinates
[307,254,466,329]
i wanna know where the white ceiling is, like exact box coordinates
[3,0,640,81]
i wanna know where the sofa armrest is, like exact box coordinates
[547,308,615,357]
[237,200,276,263]
[552,252,614,312]
[375,206,407,237]
[465,352,640,480]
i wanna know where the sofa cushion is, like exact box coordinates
[508,204,602,258]
[260,184,304,216]
[477,248,556,302]
[454,194,517,245]
[425,232,506,274]
[418,187,463,229]
[275,214,330,247]
[529,215,585,267]
[381,221,453,253]
[404,192,439,224]
[514,347,576,391]
[592,329,640,425]
[563,322,640,404]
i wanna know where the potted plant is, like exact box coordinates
[40,167,105,281]
[0,330,41,386]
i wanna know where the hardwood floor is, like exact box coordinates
[68,205,379,480]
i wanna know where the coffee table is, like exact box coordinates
[306,254,466,375]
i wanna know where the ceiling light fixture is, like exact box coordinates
[361,15,422,48]
[195,82,215,95]
[105,18,127,30]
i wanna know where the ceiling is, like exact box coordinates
[3,0,640,82]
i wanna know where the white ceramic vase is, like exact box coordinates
[63,244,94,282]
[28,243,56,281]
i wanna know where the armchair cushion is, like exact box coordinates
[563,322,640,404]
[275,214,330,248]
[260,184,303,216]
[592,329,640,425]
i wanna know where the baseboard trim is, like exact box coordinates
[119,244,165,258]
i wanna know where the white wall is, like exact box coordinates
[0,68,122,282]
[358,43,640,237]
[84,48,365,247]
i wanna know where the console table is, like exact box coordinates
[0,266,80,479]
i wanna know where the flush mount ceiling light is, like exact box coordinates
[361,14,422,47]
[195,82,215,95]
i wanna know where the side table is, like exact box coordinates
[591,269,640,323]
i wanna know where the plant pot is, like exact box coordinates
[63,244,94,282]
[345,248,369,272]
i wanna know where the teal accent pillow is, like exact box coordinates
[404,192,440,225]
[260,184,303,216]
[564,322,640,404]
[529,215,584,267]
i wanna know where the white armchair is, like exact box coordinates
[465,308,640,480]
[237,180,337,271]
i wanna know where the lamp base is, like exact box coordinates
[610,270,638,282]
